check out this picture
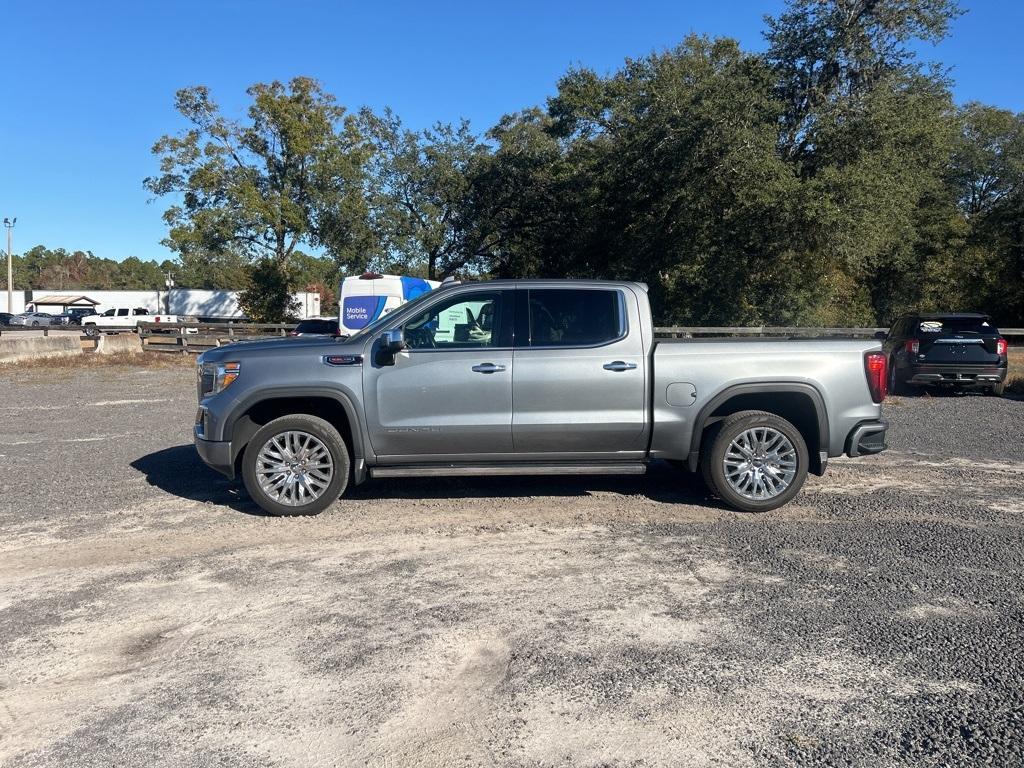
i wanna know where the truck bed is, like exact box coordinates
[649,337,881,462]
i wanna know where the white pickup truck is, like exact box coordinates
[80,308,181,336]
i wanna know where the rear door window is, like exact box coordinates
[527,289,624,347]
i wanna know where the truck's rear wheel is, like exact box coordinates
[700,410,808,513]
[241,414,349,516]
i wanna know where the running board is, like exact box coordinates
[370,462,648,478]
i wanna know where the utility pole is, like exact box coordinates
[3,217,14,314]
[164,271,175,314]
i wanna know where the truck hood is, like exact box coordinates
[198,335,359,363]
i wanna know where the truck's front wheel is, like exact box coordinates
[241,415,350,516]
[700,410,808,513]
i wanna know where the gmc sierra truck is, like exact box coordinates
[194,280,889,516]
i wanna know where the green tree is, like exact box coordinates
[358,109,497,279]
[933,103,1024,323]
[145,77,371,319]
[239,259,299,321]
[765,0,961,166]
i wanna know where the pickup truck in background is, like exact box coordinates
[193,280,889,516]
[80,307,180,336]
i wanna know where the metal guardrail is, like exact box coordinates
[6,320,1002,354]
[0,324,140,336]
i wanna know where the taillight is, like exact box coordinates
[904,338,919,355]
[865,352,887,403]
[996,338,1008,356]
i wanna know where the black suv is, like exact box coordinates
[881,313,1008,396]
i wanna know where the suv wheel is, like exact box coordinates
[887,357,909,396]
[241,415,350,516]
[986,382,1005,397]
[700,410,809,513]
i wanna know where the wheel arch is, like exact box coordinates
[224,388,367,483]
[687,383,829,476]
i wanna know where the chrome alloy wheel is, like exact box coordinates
[255,430,335,506]
[723,426,798,501]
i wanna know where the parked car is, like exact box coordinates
[0,312,14,326]
[80,307,181,336]
[54,307,95,326]
[289,318,342,338]
[194,279,890,517]
[880,312,1008,396]
[9,312,57,327]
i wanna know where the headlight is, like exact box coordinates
[199,361,241,397]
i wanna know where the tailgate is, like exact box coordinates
[916,319,1002,366]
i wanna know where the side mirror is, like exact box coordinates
[873,330,888,341]
[376,328,406,366]
[383,328,406,353]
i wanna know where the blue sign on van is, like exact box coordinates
[343,296,387,329]
[400,276,431,301]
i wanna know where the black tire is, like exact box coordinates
[241,414,350,516]
[987,382,1005,397]
[31,320,39,327]
[84,324,99,338]
[887,357,909,396]
[699,410,809,513]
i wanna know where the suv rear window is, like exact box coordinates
[528,289,624,347]
[918,317,998,335]
[295,319,339,334]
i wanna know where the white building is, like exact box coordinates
[1,289,321,319]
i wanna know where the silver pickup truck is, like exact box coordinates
[194,280,889,516]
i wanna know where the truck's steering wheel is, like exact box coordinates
[406,327,436,349]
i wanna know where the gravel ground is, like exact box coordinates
[0,362,1022,767]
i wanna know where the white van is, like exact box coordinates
[338,273,439,335]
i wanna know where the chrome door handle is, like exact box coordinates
[472,362,506,374]
[603,360,637,372]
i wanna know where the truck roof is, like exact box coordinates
[441,278,649,292]
[914,312,989,320]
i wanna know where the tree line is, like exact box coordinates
[10,0,1024,325]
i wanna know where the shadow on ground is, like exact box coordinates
[130,444,719,513]
[130,445,266,516]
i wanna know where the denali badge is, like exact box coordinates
[323,354,363,366]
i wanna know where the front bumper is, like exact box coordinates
[907,364,1006,387]
[845,419,888,458]
[195,429,234,479]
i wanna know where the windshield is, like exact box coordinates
[919,317,998,335]
[346,289,438,342]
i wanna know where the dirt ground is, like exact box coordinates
[1,360,1022,767]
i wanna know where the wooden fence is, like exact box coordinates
[138,322,298,353]
[135,322,1024,354]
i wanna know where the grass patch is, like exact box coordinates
[1,351,196,372]
[1006,348,1024,395]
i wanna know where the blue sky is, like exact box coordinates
[3,0,1022,264]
